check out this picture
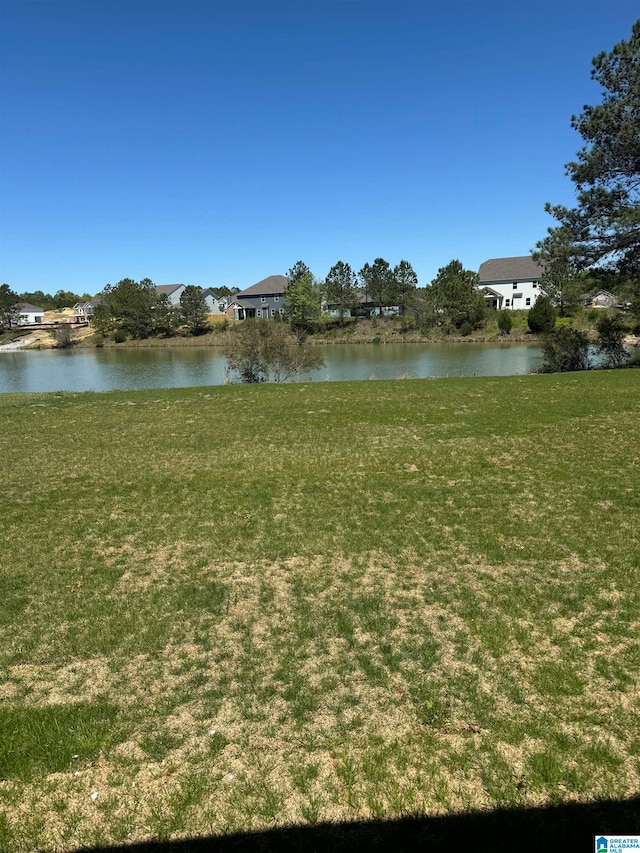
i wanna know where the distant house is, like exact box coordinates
[16,303,45,325]
[323,290,399,319]
[478,256,544,310]
[73,299,101,323]
[155,284,186,307]
[232,275,288,319]
[589,289,621,309]
[202,288,222,312]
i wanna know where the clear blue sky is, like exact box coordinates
[1,1,638,295]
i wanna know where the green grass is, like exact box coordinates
[0,703,121,782]
[0,370,638,850]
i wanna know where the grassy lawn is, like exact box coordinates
[0,371,638,850]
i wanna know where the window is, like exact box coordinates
[274,296,279,302]
[256,309,262,318]
[261,296,266,303]
[526,298,531,306]
[506,299,510,307]
[513,283,517,289]
[532,282,537,288]
[271,309,276,317]
[279,308,285,315]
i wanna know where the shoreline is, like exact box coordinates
[5,323,639,352]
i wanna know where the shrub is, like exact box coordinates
[596,312,630,368]
[113,329,127,343]
[528,296,557,333]
[52,324,74,348]
[459,321,473,337]
[542,327,590,373]
[498,311,513,335]
[224,320,324,383]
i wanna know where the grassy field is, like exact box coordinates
[0,371,639,850]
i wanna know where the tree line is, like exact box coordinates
[93,279,213,339]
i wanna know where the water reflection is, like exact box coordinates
[6,341,637,394]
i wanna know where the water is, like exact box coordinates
[0,342,548,393]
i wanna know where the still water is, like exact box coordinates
[0,343,546,393]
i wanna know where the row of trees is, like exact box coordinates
[282,258,419,326]
[94,279,210,339]
[284,258,488,333]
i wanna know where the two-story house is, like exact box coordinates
[228,275,288,320]
[73,299,101,323]
[478,257,544,310]
[202,289,223,312]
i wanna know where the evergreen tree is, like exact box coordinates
[324,261,358,322]
[543,21,640,279]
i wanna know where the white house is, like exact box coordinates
[17,302,45,325]
[478,257,544,310]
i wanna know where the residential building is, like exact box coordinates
[16,303,45,325]
[589,289,622,309]
[155,284,186,306]
[478,256,544,310]
[232,275,288,320]
[73,299,101,323]
[202,289,223,312]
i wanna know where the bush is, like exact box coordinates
[52,324,74,349]
[542,327,591,373]
[459,321,473,337]
[112,329,127,343]
[224,320,324,383]
[596,312,630,368]
[498,311,513,335]
[528,296,557,333]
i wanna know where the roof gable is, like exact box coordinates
[478,256,544,283]
[155,284,186,296]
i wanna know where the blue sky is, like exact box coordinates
[1,1,638,295]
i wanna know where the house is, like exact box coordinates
[155,284,186,307]
[202,288,223,313]
[588,289,621,309]
[73,299,101,323]
[323,290,399,319]
[478,256,544,310]
[16,302,45,325]
[232,275,288,319]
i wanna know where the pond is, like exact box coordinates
[0,342,548,393]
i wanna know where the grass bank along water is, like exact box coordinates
[0,371,639,850]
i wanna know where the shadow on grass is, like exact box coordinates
[75,797,640,852]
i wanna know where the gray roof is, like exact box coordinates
[17,302,45,312]
[155,284,185,296]
[74,299,101,309]
[236,275,288,298]
[478,256,544,283]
